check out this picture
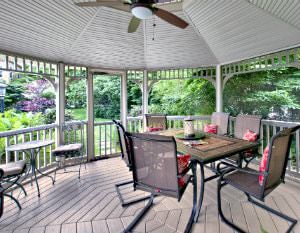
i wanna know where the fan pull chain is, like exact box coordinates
[152,16,156,41]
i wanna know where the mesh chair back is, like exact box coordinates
[264,125,300,191]
[211,112,229,135]
[145,114,167,130]
[234,114,262,139]
[112,120,131,167]
[127,132,180,199]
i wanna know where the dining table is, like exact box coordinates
[156,129,259,224]
[6,140,55,197]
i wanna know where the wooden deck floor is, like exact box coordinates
[0,157,300,233]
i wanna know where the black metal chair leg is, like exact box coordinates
[217,179,246,233]
[184,162,197,233]
[115,180,152,207]
[194,162,205,223]
[123,194,154,233]
[246,194,297,233]
[4,193,22,210]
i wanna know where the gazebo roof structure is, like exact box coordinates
[0,0,300,70]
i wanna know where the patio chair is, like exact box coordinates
[123,132,197,233]
[0,160,27,210]
[145,114,167,132]
[112,120,151,207]
[225,114,262,167]
[52,123,85,183]
[211,112,230,135]
[217,125,300,233]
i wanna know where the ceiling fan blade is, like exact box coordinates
[153,1,183,12]
[153,7,188,29]
[128,16,141,33]
[75,1,124,7]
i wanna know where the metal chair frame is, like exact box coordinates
[217,125,300,233]
[123,132,198,233]
[112,120,152,207]
[226,114,262,167]
[0,163,27,210]
[145,113,167,130]
[53,123,86,183]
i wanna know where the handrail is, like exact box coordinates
[0,123,57,138]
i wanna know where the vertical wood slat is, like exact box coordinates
[99,125,102,156]
[296,130,300,173]
[14,135,18,161]
[259,124,264,157]
[267,124,270,145]
[114,125,118,153]
[5,137,10,164]
[104,124,107,156]
[22,134,26,160]
[37,131,40,168]
[110,124,112,155]
[43,129,46,167]
[49,128,53,164]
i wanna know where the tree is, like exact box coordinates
[148,79,216,115]
[223,67,300,120]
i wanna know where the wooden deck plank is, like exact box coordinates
[0,158,298,233]
[28,226,45,233]
[44,225,61,233]
[219,201,234,233]
[205,204,220,233]
[241,202,261,233]
[77,222,93,233]
[106,218,124,233]
[61,223,76,233]
[92,220,109,233]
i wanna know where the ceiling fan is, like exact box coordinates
[75,0,189,33]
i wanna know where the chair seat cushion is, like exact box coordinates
[147,127,164,132]
[177,154,191,174]
[52,143,83,157]
[243,129,258,142]
[204,124,218,134]
[0,160,26,177]
[224,168,262,198]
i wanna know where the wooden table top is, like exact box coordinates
[157,129,258,163]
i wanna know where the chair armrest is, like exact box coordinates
[217,161,262,177]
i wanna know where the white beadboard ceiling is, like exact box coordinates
[0,0,300,69]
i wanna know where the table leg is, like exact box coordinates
[30,149,41,197]
[194,162,205,223]
[35,167,55,184]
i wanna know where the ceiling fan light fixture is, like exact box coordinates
[131,6,153,19]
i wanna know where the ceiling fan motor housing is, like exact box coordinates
[131,2,154,19]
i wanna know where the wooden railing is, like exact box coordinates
[0,116,299,179]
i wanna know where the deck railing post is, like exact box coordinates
[142,70,148,131]
[86,69,95,161]
[216,64,223,112]
[121,71,128,130]
[55,62,65,147]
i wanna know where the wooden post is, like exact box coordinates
[142,70,148,131]
[55,62,65,147]
[216,64,223,112]
[120,71,128,129]
[86,70,94,161]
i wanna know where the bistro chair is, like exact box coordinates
[52,123,85,183]
[112,120,151,207]
[145,114,167,132]
[0,160,27,210]
[124,132,197,233]
[217,125,300,233]
[226,114,262,167]
[211,112,230,135]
